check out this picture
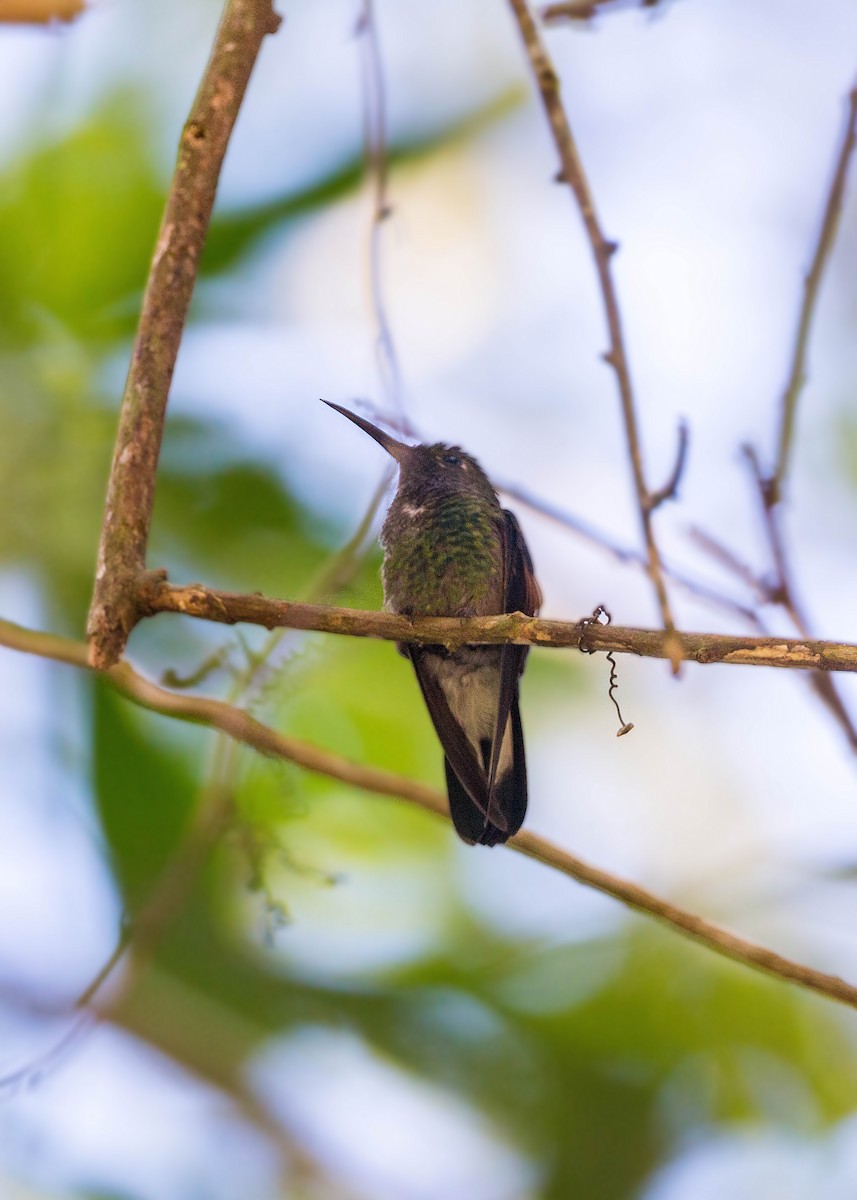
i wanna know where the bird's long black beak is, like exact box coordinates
[321,400,412,464]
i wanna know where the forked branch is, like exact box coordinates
[86,0,281,670]
[506,0,679,659]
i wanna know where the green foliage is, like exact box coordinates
[153,415,334,594]
[199,86,524,282]
[6,57,857,1200]
[91,681,197,909]
[0,96,163,346]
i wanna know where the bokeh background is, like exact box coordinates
[2,0,857,1196]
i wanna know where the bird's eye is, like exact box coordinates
[443,453,461,467]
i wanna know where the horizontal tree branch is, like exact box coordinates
[86,0,281,671]
[3,615,857,1010]
[135,575,857,672]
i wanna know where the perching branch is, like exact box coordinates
[0,0,83,20]
[128,574,857,672]
[4,615,857,1012]
[769,85,857,505]
[506,0,679,661]
[86,0,281,671]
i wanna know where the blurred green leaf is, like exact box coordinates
[92,680,197,909]
[153,416,335,595]
[201,87,524,281]
[0,95,163,346]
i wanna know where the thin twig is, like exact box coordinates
[689,525,773,606]
[541,0,664,20]
[228,466,393,710]
[769,85,857,504]
[3,617,857,1011]
[506,0,679,664]
[305,469,393,602]
[0,1012,93,1095]
[745,446,857,753]
[744,446,802,615]
[86,0,281,671]
[541,0,611,18]
[647,420,690,512]
[357,0,410,431]
[690,467,857,754]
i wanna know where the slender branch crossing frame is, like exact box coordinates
[6,615,857,1014]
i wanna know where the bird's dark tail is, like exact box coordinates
[444,696,528,846]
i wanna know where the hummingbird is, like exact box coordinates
[323,401,542,846]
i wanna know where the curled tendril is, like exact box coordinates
[578,605,635,737]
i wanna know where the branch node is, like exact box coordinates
[85,0,282,671]
[184,121,207,146]
[646,419,690,512]
[505,0,676,641]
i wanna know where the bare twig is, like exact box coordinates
[499,477,757,623]
[743,82,857,752]
[127,575,857,671]
[0,1012,93,1095]
[744,447,802,615]
[769,85,857,505]
[304,469,392,603]
[3,616,857,1011]
[647,420,690,512]
[357,0,410,432]
[689,526,773,606]
[0,0,83,20]
[541,0,665,22]
[86,0,281,671]
[690,462,857,754]
[745,446,857,753]
[541,0,607,18]
[506,0,679,663]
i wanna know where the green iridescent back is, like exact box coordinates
[382,492,503,617]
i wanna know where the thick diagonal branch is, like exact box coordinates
[506,0,678,655]
[3,615,857,1011]
[86,0,281,670]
